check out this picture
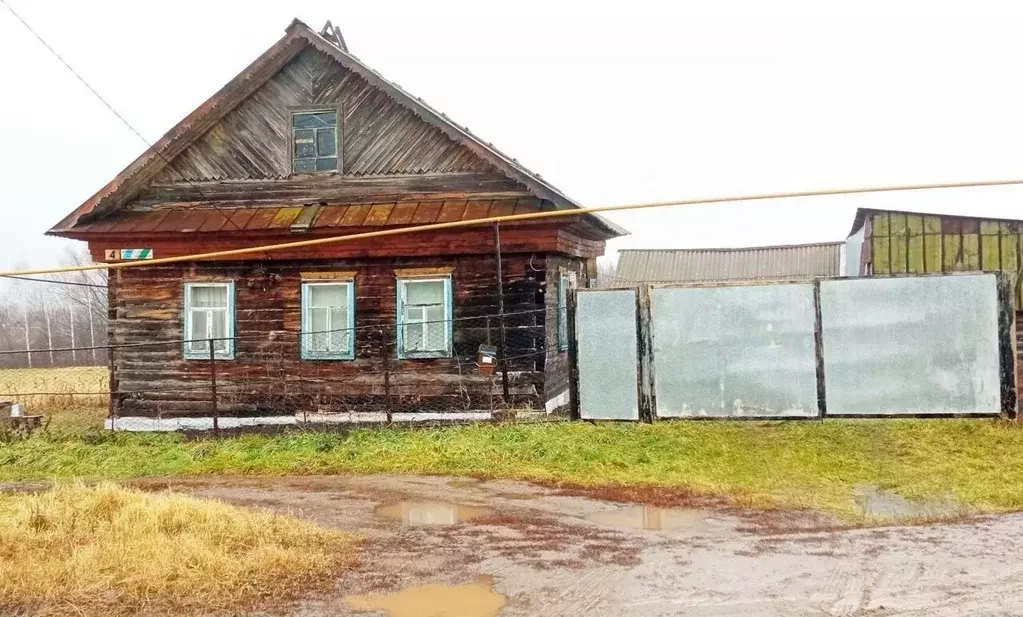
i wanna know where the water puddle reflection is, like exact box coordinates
[586,505,712,532]
[346,575,507,617]
[375,501,492,526]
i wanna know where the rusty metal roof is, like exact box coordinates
[614,242,844,283]
[69,198,546,235]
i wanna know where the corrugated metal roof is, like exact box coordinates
[72,198,546,234]
[614,242,843,283]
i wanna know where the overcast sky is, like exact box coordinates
[3,0,1023,271]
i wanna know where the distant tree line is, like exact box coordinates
[0,248,108,369]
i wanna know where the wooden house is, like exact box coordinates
[47,20,625,426]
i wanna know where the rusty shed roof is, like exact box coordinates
[614,242,844,283]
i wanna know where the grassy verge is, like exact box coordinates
[0,483,359,616]
[3,413,1023,517]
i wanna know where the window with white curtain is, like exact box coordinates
[183,282,234,359]
[301,281,355,360]
[397,276,452,359]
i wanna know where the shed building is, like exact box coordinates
[47,20,625,425]
[613,242,844,285]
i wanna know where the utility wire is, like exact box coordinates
[0,0,246,232]
[4,177,1023,278]
[0,274,107,288]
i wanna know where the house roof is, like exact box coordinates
[67,198,562,235]
[614,242,844,284]
[849,207,1023,237]
[49,19,626,239]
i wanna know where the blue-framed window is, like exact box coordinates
[557,272,574,351]
[292,111,338,173]
[301,281,355,360]
[396,276,453,359]
[183,282,235,360]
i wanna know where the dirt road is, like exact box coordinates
[142,475,1023,617]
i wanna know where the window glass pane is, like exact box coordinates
[190,285,227,308]
[309,284,347,308]
[330,307,349,351]
[315,157,338,171]
[293,158,316,173]
[295,141,317,159]
[211,310,227,339]
[294,128,314,141]
[405,280,445,305]
[316,128,336,156]
[293,113,320,128]
[190,310,208,342]
[315,112,336,126]
[309,308,329,351]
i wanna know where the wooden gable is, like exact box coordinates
[154,48,495,183]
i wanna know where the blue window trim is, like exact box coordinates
[300,280,356,361]
[557,272,571,351]
[396,275,453,360]
[183,281,235,360]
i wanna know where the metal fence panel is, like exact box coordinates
[650,284,820,418]
[820,274,1002,415]
[576,289,639,420]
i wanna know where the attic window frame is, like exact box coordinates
[289,105,343,175]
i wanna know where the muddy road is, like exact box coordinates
[139,475,1023,616]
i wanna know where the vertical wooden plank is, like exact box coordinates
[636,286,655,423]
[566,289,580,421]
[995,273,1018,418]
[943,234,962,271]
[962,232,981,271]
[813,280,827,418]
[923,215,942,235]
[873,236,891,274]
[890,212,908,274]
[981,221,1001,271]
[873,213,890,237]
[923,233,942,273]
[907,214,925,273]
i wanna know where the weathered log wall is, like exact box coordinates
[108,251,583,418]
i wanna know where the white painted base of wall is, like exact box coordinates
[545,390,570,413]
[107,411,499,432]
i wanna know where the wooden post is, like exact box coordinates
[812,280,828,420]
[566,288,581,420]
[382,326,393,424]
[209,339,219,437]
[636,286,656,423]
[494,223,510,400]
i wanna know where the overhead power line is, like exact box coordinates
[3,177,1023,278]
[0,0,245,232]
[0,274,107,288]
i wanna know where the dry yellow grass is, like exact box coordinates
[0,483,360,616]
[0,366,108,410]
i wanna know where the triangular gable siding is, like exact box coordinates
[155,48,494,182]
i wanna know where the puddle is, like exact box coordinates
[854,484,959,518]
[375,501,493,526]
[586,505,713,532]
[346,575,506,617]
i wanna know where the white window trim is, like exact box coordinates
[183,282,235,360]
[557,271,575,351]
[301,280,356,360]
[396,275,453,359]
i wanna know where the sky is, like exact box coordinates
[3,0,1023,271]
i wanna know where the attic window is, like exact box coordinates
[292,111,338,173]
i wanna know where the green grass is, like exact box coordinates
[3,414,1023,517]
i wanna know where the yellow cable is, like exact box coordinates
[4,177,1023,277]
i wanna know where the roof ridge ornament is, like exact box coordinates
[319,20,348,52]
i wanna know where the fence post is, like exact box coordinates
[494,223,510,400]
[812,279,827,421]
[636,285,656,423]
[209,338,219,437]
[567,288,581,420]
[382,326,393,424]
